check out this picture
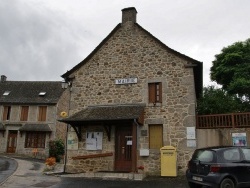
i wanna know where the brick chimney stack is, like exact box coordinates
[122,7,137,24]
[1,75,7,82]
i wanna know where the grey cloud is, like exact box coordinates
[1,0,250,85]
[0,1,90,81]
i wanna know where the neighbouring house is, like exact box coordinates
[60,7,203,175]
[0,75,69,159]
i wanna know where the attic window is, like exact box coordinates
[39,92,46,96]
[3,91,10,96]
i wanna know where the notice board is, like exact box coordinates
[86,132,103,150]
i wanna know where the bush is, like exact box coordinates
[49,139,65,162]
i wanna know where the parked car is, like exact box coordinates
[186,146,250,188]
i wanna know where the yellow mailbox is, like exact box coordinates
[160,146,177,176]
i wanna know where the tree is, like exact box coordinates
[210,38,250,101]
[197,86,250,115]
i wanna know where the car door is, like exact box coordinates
[239,148,250,186]
[222,148,243,178]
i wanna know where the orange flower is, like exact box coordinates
[45,157,56,166]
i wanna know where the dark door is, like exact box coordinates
[115,125,132,172]
[7,131,17,153]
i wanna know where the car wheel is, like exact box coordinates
[188,182,203,188]
[220,178,234,188]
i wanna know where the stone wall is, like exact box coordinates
[66,125,115,173]
[197,128,250,148]
[55,89,69,142]
[66,20,197,174]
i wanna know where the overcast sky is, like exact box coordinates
[1,0,249,86]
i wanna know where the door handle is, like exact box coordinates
[122,147,125,154]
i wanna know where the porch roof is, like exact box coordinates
[19,124,52,132]
[60,104,145,123]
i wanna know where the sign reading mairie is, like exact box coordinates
[115,78,138,85]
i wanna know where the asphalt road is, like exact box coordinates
[52,176,189,188]
[0,156,189,188]
[0,157,17,184]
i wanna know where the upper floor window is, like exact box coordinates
[148,82,162,103]
[20,106,29,121]
[38,106,47,121]
[3,106,11,121]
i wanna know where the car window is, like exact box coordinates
[223,148,240,161]
[242,148,250,160]
[192,150,214,162]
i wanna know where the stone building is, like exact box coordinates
[60,7,203,175]
[0,75,69,159]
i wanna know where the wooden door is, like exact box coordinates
[115,125,133,172]
[7,131,17,153]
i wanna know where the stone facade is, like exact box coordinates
[63,7,202,175]
[56,89,70,141]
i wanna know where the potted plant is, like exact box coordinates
[45,157,56,170]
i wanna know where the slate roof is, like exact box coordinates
[60,104,145,123]
[0,81,64,104]
[19,124,52,132]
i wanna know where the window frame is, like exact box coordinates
[148,82,162,103]
[25,132,46,148]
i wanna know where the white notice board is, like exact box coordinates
[187,127,196,139]
[86,132,103,150]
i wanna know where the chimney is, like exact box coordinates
[1,75,7,82]
[122,7,137,24]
